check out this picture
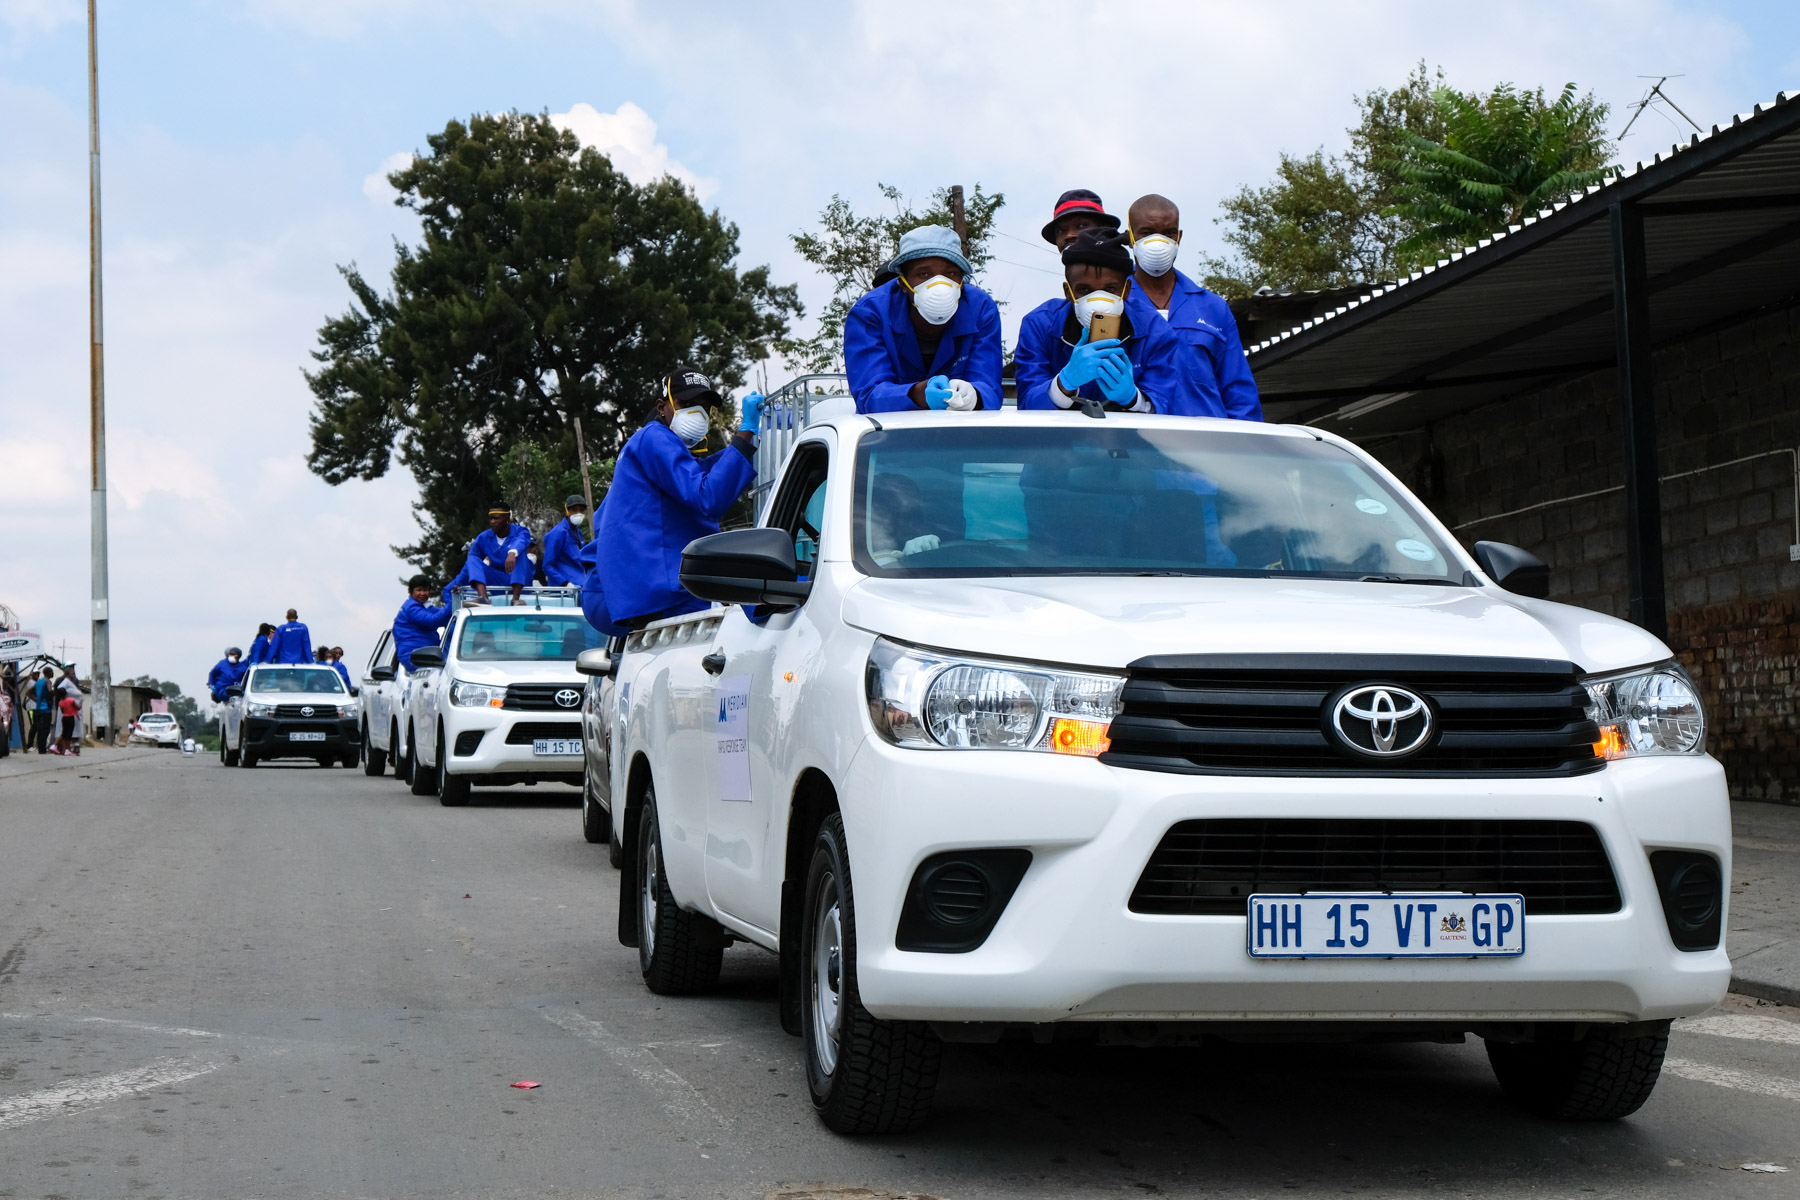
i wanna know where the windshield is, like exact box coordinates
[457,613,600,662]
[249,667,347,694]
[853,427,1461,581]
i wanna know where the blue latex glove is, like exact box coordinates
[1095,352,1137,406]
[738,391,765,435]
[923,375,954,410]
[1057,325,1125,391]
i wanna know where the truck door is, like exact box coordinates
[703,437,833,934]
[364,631,394,738]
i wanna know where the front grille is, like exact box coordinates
[1130,818,1621,916]
[274,704,340,718]
[504,721,581,745]
[504,683,585,712]
[1103,654,1602,777]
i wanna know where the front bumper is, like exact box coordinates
[242,717,359,757]
[440,709,584,781]
[840,740,1731,1026]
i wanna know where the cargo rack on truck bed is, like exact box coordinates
[448,584,582,615]
[751,374,851,520]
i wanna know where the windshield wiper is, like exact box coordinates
[1359,574,1464,586]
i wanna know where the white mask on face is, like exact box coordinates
[1073,290,1125,329]
[1132,233,1179,276]
[669,405,709,447]
[910,275,962,325]
[568,511,587,526]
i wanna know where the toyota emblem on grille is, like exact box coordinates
[300,706,314,717]
[554,688,581,709]
[1329,685,1432,758]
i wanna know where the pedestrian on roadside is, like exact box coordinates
[58,663,84,752]
[54,691,79,755]
[28,668,54,754]
[270,610,313,664]
[0,676,13,758]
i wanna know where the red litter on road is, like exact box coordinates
[510,1081,540,1089]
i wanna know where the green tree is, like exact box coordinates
[786,183,1004,371]
[1387,83,1614,255]
[305,111,800,578]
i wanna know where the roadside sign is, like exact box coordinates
[0,631,42,661]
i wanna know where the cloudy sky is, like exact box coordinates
[2,0,1796,707]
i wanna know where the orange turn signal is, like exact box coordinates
[1593,724,1627,760]
[1049,718,1111,757]
[489,697,505,708]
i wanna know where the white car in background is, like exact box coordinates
[220,663,360,768]
[593,409,1729,1135]
[403,592,600,806]
[128,712,182,747]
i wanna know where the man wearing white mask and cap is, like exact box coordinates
[1014,228,1223,416]
[1126,194,1262,421]
[586,366,763,632]
[843,224,1002,413]
[541,494,592,587]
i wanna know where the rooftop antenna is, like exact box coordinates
[1619,75,1702,140]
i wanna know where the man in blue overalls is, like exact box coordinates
[1125,193,1262,422]
[541,495,592,587]
[843,225,1002,414]
[465,504,534,604]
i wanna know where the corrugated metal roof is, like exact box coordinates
[1245,89,1800,435]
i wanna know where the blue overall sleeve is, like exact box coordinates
[844,288,923,414]
[960,288,1006,411]
[1135,316,1225,417]
[638,430,757,522]
[1013,300,1069,411]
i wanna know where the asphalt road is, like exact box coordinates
[2,753,1798,1200]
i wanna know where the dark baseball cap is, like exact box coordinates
[1041,189,1121,244]
[663,366,723,409]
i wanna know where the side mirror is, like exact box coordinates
[225,686,243,698]
[575,648,613,677]
[369,665,395,682]
[1474,541,1550,599]
[410,647,444,669]
[680,528,811,609]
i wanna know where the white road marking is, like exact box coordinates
[1681,1013,1800,1047]
[0,1056,219,1132]
[540,1006,728,1131]
[1664,1057,1800,1103]
[1,1013,220,1039]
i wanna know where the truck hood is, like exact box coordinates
[838,575,1670,675]
[442,660,586,686]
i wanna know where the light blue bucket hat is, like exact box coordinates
[889,224,971,276]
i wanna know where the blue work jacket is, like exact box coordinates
[541,517,591,586]
[247,634,274,666]
[331,661,352,688]
[269,621,313,665]
[844,279,1004,413]
[1014,291,1224,416]
[1151,269,1262,421]
[595,423,755,624]
[466,523,534,585]
[392,598,449,670]
[207,657,242,701]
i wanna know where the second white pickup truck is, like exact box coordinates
[580,409,1728,1135]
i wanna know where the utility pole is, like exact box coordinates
[572,417,596,521]
[949,184,968,259]
[87,0,112,741]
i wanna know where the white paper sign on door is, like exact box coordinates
[715,675,752,803]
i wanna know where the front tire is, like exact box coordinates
[1486,1022,1670,1120]
[362,723,386,776]
[636,789,724,994]
[407,724,436,796]
[802,813,940,1134]
[393,722,412,784]
[221,723,238,767]
[581,771,611,844]
[438,730,469,807]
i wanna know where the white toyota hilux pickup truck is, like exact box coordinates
[581,409,1727,1135]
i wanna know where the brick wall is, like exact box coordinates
[1362,297,1800,802]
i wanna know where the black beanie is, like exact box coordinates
[1061,227,1133,274]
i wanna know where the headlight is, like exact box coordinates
[449,679,505,708]
[336,703,357,718]
[246,701,275,717]
[1585,663,1706,758]
[866,637,1123,755]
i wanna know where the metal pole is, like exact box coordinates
[572,417,596,520]
[87,0,112,740]
[949,184,968,259]
[1609,201,1667,638]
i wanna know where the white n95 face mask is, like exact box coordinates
[669,406,709,447]
[1132,233,1179,276]
[568,511,587,525]
[1073,290,1124,329]
[910,275,962,325]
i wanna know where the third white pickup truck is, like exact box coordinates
[580,409,1729,1135]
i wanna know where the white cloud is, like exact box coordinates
[550,101,718,201]
[362,150,413,202]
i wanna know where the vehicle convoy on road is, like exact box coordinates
[220,664,360,768]
[403,588,601,806]
[579,408,1729,1134]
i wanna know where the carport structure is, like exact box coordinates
[1245,89,1800,641]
